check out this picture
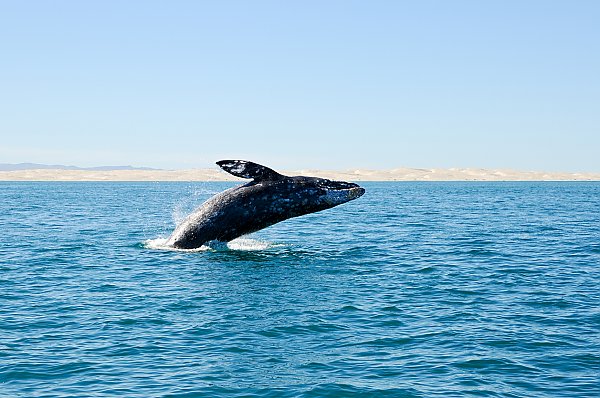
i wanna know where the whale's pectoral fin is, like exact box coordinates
[216,160,284,181]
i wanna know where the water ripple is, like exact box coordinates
[1,182,599,397]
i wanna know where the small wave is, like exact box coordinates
[143,237,281,252]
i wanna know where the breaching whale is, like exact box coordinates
[165,160,365,249]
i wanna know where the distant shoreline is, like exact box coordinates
[1,168,599,181]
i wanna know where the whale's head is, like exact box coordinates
[317,179,365,206]
[285,176,365,214]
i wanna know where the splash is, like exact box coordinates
[143,237,210,252]
[171,186,223,225]
[172,202,194,226]
[143,237,282,252]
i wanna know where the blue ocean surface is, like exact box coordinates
[1,182,599,397]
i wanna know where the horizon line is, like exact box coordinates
[2,162,600,174]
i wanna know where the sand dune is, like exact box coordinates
[1,168,599,181]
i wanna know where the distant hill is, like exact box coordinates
[0,163,159,171]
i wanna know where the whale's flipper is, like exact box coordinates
[217,160,285,181]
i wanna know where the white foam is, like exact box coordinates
[224,238,281,251]
[144,237,210,252]
[143,237,282,252]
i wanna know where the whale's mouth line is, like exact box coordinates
[348,186,366,199]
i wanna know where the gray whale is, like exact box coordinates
[166,160,365,249]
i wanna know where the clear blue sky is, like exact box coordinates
[1,1,598,171]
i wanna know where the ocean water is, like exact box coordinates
[1,181,599,397]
